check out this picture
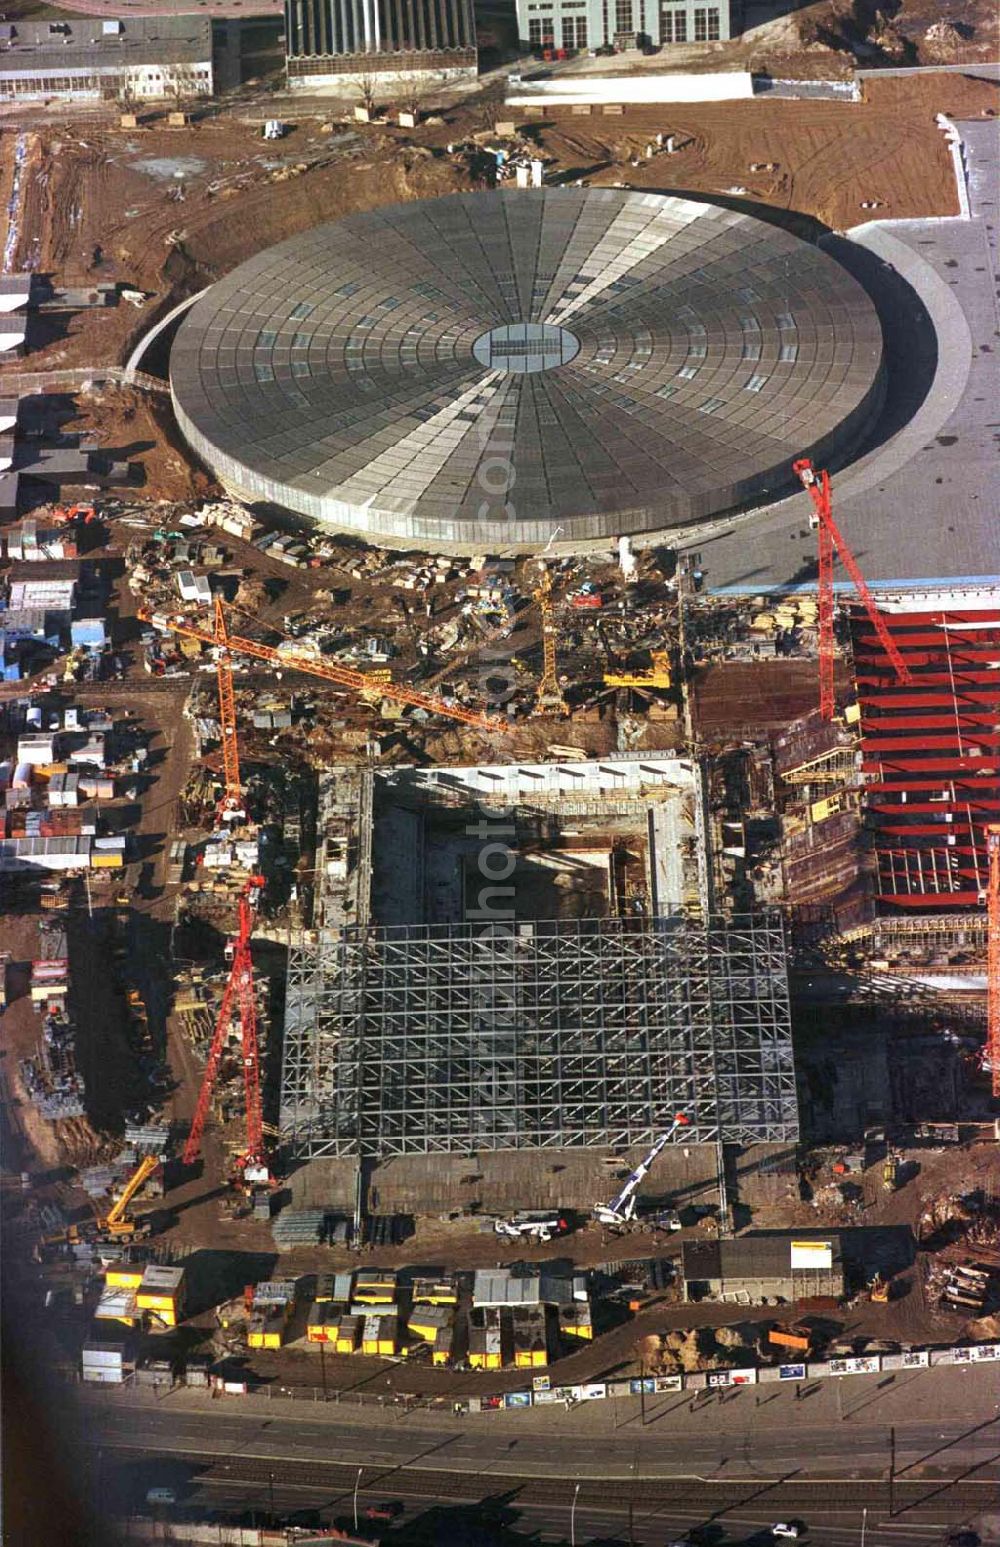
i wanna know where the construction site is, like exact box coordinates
[0,13,997,1544]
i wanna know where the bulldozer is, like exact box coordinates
[603,650,672,692]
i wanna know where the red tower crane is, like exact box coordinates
[792,459,912,721]
[182,874,269,1183]
[987,824,1000,1098]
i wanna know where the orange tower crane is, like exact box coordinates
[213,596,243,819]
[987,824,1000,1098]
[139,604,506,741]
[792,459,912,721]
[183,874,269,1182]
[533,561,567,715]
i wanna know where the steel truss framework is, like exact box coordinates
[280,913,799,1159]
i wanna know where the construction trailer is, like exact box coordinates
[512,1307,549,1369]
[135,1264,186,1329]
[682,1234,846,1303]
[469,1307,508,1371]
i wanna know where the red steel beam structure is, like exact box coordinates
[852,608,1000,909]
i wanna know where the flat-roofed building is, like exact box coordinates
[682,1233,846,1304]
[284,0,477,91]
[515,0,730,52]
[0,17,213,102]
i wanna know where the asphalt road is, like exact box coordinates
[99,1458,987,1547]
[74,1388,1000,1543]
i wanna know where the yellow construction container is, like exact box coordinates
[306,1302,342,1343]
[248,1309,287,1349]
[560,1304,594,1341]
[106,1266,144,1292]
[408,1304,453,1346]
[362,1314,397,1357]
[135,1265,186,1328]
[353,1271,397,1305]
[334,1315,361,1354]
[411,1276,457,1306]
[92,853,124,870]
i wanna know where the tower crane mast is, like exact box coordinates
[183,874,269,1183]
[792,459,912,720]
[213,595,243,819]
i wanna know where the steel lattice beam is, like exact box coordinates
[279,914,799,1159]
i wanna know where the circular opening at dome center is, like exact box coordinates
[472,321,580,375]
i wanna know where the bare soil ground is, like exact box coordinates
[535,74,998,230]
[0,71,994,375]
[70,384,217,505]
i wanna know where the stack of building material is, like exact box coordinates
[94,1287,140,1326]
[5,520,78,562]
[271,1207,328,1248]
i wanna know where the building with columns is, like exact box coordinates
[285,0,477,91]
[515,0,731,52]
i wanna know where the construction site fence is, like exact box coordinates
[78,1340,1000,1413]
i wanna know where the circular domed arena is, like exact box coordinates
[169,188,885,553]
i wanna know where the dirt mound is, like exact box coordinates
[922,20,969,59]
[70,385,217,504]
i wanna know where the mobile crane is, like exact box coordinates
[64,1152,161,1244]
[100,1152,160,1237]
[594,1113,690,1226]
[792,459,911,721]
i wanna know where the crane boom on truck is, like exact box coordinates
[594,1113,690,1226]
[103,1152,160,1236]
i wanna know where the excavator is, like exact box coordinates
[50,503,98,526]
[68,1153,160,1244]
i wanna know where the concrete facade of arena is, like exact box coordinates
[0,17,213,100]
[170,188,885,556]
[284,0,477,90]
[515,0,731,52]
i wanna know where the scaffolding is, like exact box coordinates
[280,912,799,1159]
